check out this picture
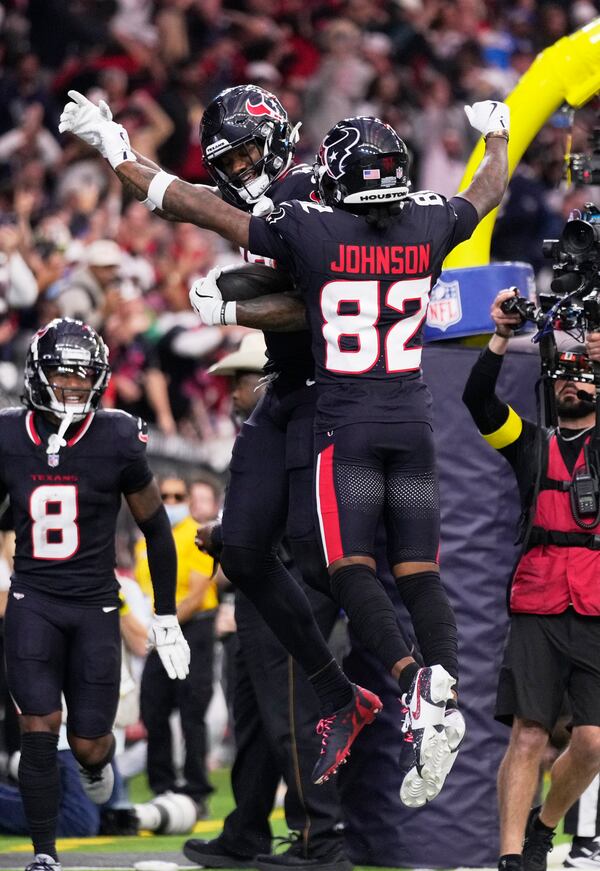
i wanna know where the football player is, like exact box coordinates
[2,318,190,871]
[59,94,508,803]
[59,86,383,790]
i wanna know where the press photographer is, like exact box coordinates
[462,287,600,871]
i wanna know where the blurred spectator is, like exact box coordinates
[104,292,177,436]
[135,472,218,816]
[57,239,122,329]
[0,103,61,171]
[0,0,595,471]
[189,474,223,526]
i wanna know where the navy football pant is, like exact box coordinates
[221,387,334,676]
[4,590,120,737]
[315,420,440,566]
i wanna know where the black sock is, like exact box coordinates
[398,661,420,695]
[19,732,60,860]
[330,564,411,671]
[308,659,353,714]
[499,854,522,870]
[396,571,458,681]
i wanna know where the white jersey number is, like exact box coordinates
[321,277,430,374]
[30,484,79,560]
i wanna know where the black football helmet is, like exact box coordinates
[23,318,111,421]
[200,85,300,206]
[315,116,411,209]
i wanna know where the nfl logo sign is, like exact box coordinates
[48,453,59,468]
[427,279,462,332]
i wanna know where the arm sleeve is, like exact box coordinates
[137,505,177,615]
[462,346,538,475]
[462,347,514,437]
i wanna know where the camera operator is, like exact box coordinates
[462,288,600,871]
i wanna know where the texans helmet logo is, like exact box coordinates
[245,97,284,121]
[322,125,361,180]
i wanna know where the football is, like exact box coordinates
[217,263,295,302]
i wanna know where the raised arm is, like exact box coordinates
[59,91,250,248]
[132,148,220,222]
[457,137,508,221]
[116,161,250,247]
[458,101,510,220]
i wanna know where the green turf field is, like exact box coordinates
[0,768,571,871]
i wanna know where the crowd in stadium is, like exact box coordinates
[2,2,600,871]
[0,0,596,444]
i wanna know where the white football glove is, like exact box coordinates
[252,196,275,218]
[148,614,191,680]
[464,100,509,137]
[189,267,237,325]
[59,89,136,169]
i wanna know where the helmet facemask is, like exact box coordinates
[36,363,108,422]
[211,132,274,204]
[201,84,301,207]
[24,319,111,423]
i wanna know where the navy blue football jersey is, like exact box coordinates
[248,191,478,428]
[246,164,318,392]
[0,408,153,604]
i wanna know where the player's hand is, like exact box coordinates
[98,98,113,123]
[464,100,510,136]
[586,331,600,363]
[195,520,223,560]
[148,614,191,680]
[252,196,275,218]
[491,287,521,337]
[59,90,108,152]
[189,267,233,325]
[59,90,135,169]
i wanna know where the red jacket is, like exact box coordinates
[511,434,600,615]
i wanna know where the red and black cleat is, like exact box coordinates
[311,684,383,785]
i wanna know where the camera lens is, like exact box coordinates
[561,219,598,255]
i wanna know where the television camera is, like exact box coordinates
[501,202,600,386]
[501,202,600,529]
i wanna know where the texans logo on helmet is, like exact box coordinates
[245,97,284,121]
[322,125,361,180]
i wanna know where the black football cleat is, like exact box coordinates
[311,684,382,785]
[183,836,257,868]
[255,833,352,871]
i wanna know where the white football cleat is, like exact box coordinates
[400,703,466,807]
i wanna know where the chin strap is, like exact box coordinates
[46,408,74,457]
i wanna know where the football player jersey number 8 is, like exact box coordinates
[30,484,79,560]
[321,276,430,374]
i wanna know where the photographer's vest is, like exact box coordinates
[512,432,600,615]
